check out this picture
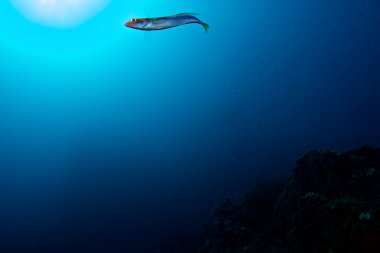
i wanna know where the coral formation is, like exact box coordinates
[201,145,380,253]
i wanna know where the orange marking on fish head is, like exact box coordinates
[125,18,147,27]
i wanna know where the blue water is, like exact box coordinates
[0,0,379,252]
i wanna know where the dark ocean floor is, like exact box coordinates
[2,145,380,253]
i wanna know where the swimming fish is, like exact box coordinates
[125,13,209,32]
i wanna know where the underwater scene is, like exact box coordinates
[0,0,380,252]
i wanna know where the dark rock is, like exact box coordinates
[201,145,380,253]
[201,181,286,253]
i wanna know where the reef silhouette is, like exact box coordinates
[200,145,380,253]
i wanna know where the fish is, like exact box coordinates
[125,13,209,32]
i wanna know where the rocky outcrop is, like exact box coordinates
[201,181,285,253]
[201,145,380,253]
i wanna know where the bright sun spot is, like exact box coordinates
[11,0,109,28]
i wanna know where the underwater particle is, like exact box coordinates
[366,167,376,176]
[125,13,209,32]
[303,192,318,198]
[359,212,372,220]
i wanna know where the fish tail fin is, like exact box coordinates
[202,22,210,32]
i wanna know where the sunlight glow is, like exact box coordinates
[11,0,109,28]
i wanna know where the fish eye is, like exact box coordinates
[131,18,136,22]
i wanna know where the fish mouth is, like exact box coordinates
[125,23,140,30]
[125,21,138,28]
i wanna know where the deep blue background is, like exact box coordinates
[1,0,379,252]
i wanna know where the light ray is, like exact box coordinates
[11,0,109,28]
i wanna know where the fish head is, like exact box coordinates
[125,18,149,30]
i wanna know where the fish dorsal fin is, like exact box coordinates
[175,13,199,16]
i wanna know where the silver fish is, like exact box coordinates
[125,13,209,32]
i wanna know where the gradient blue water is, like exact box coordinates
[1,0,379,252]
